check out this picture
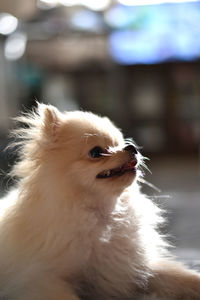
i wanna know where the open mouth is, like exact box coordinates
[97,159,137,179]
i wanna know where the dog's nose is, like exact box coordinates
[124,144,138,155]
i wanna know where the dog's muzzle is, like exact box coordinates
[96,144,138,179]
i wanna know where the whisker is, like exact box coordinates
[139,161,152,174]
[138,177,161,193]
[124,138,142,150]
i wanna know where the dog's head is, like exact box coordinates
[11,104,142,206]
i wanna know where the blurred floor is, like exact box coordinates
[144,155,200,264]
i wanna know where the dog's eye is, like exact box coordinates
[89,146,104,158]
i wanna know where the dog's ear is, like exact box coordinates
[38,103,62,140]
[9,103,64,178]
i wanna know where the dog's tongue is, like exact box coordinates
[97,158,137,179]
[123,159,137,171]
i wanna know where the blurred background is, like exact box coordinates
[0,0,199,266]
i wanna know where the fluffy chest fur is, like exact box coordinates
[0,187,158,299]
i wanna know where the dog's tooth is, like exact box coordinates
[106,170,111,177]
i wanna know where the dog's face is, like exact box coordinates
[14,105,140,207]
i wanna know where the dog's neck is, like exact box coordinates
[17,174,120,222]
[83,193,120,220]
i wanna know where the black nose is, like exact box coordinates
[124,144,138,155]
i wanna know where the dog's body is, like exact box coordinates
[0,104,199,299]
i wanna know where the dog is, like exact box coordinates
[0,103,199,300]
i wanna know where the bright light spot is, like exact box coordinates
[117,0,200,6]
[38,0,110,9]
[59,0,80,6]
[71,10,102,31]
[105,5,134,28]
[0,13,18,35]
[80,0,110,11]
[5,32,27,60]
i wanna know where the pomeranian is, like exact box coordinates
[0,103,199,300]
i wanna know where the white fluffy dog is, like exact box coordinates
[0,103,199,300]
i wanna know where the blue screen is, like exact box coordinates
[107,2,200,64]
